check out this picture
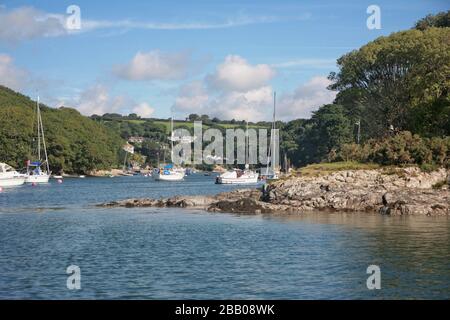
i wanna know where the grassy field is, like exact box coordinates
[297,162,381,176]
[131,119,268,134]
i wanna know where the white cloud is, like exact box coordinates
[0,54,28,90]
[173,81,209,113]
[173,75,336,122]
[82,15,281,31]
[208,55,275,92]
[132,102,155,118]
[56,84,127,116]
[114,50,190,81]
[0,6,294,43]
[209,86,273,121]
[57,84,156,117]
[76,84,127,115]
[172,55,276,121]
[272,58,336,69]
[173,82,272,121]
[277,76,336,120]
[0,6,67,42]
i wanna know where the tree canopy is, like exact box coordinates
[0,86,124,173]
[414,10,450,30]
[328,27,450,138]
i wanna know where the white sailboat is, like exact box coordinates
[152,116,185,181]
[261,92,279,181]
[0,163,26,187]
[216,121,259,184]
[26,96,51,184]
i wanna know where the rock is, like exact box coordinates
[208,198,266,214]
[99,167,450,216]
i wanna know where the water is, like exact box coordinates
[0,175,449,299]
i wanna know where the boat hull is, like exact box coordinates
[153,172,184,181]
[26,175,50,183]
[216,175,259,184]
[0,177,26,187]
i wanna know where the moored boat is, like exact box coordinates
[216,165,259,184]
[152,115,186,182]
[216,121,259,184]
[152,164,185,181]
[25,96,50,184]
[0,163,26,187]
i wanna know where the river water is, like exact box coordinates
[0,175,449,299]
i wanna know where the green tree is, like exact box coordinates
[329,27,450,137]
[0,86,124,174]
[414,10,450,30]
[292,104,353,166]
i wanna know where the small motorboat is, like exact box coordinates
[0,163,26,187]
[216,165,259,184]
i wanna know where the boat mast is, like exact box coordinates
[37,96,50,173]
[37,96,41,162]
[245,120,249,169]
[170,115,174,163]
[272,91,276,174]
[266,91,276,176]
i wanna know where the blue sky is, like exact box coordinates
[0,0,448,121]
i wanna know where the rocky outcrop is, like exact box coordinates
[100,167,450,216]
[262,167,449,215]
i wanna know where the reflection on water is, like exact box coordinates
[0,175,449,299]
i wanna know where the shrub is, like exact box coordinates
[337,131,450,168]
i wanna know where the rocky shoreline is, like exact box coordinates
[100,167,450,216]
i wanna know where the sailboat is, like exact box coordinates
[152,116,185,181]
[121,143,134,176]
[216,121,259,184]
[26,96,51,183]
[260,92,279,181]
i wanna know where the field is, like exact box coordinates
[130,119,268,134]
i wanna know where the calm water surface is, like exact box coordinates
[0,175,449,299]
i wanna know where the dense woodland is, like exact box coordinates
[0,86,124,173]
[1,12,449,173]
[280,12,450,169]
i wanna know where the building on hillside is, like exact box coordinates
[128,136,145,144]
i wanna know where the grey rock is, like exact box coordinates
[99,167,450,216]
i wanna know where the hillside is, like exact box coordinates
[92,114,269,136]
[0,86,124,174]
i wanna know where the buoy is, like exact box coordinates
[57,179,63,184]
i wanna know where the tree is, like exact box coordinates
[414,10,450,30]
[188,114,200,121]
[127,113,140,120]
[280,105,354,167]
[0,85,124,174]
[329,28,450,138]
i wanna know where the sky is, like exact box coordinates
[0,0,448,121]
